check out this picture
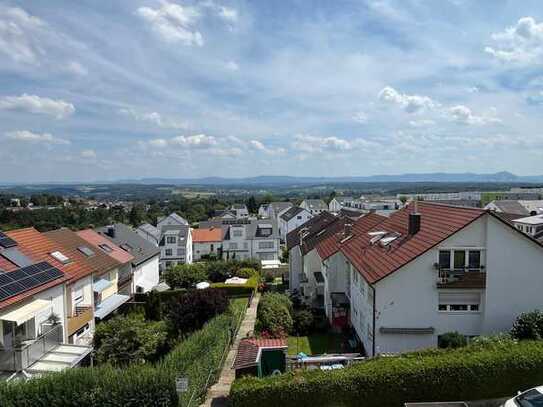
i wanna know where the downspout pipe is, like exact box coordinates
[372,284,376,357]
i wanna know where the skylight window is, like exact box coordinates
[380,235,399,246]
[368,231,387,237]
[51,251,70,264]
[78,246,95,257]
[98,244,113,253]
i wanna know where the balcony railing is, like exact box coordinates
[0,324,62,372]
[437,268,486,289]
[67,306,93,336]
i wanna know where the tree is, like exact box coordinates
[93,313,169,366]
[511,310,543,340]
[256,293,293,337]
[129,204,145,226]
[293,310,314,335]
[438,331,467,349]
[163,263,208,289]
[166,289,228,336]
[246,196,258,214]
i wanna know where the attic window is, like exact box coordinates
[368,231,387,237]
[51,251,71,264]
[99,243,113,253]
[78,246,95,257]
[380,234,400,246]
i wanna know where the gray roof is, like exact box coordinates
[96,224,160,266]
[280,206,307,222]
[157,213,188,226]
[302,199,327,210]
[269,202,293,215]
[333,196,354,204]
[489,200,530,216]
[160,224,190,242]
[137,223,160,242]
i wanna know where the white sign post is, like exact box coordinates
[176,377,189,394]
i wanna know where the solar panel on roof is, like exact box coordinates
[0,232,17,249]
[0,261,64,302]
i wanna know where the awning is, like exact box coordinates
[93,279,113,293]
[0,299,51,326]
[94,294,129,319]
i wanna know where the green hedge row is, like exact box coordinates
[0,365,176,407]
[230,340,543,407]
[211,276,259,297]
[0,299,248,407]
[163,298,247,406]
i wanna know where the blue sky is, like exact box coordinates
[1,0,543,182]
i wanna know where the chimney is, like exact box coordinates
[408,202,421,236]
[107,226,116,238]
[344,222,353,237]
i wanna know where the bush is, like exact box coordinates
[166,289,229,336]
[511,310,543,340]
[231,340,543,407]
[293,310,314,335]
[437,331,467,349]
[94,313,169,366]
[235,267,258,279]
[163,263,208,289]
[212,276,259,297]
[256,293,293,337]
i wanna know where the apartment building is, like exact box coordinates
[192,227,224,261]
[311,202,543,356]
[200,219,281,261]
[278,207,313,243]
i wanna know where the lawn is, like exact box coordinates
[287,333,348,355]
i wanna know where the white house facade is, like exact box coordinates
[278,207,313,243]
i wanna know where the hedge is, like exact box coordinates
[0,299,248,407]
[211,276,259,297]
[230,340,543,407]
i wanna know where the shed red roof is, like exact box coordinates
[316,213,387,260]
[340,202,485,284]
[76,229,134,265]
[233,337,287,369]
[192,227,223,243]
[0,228,70,310]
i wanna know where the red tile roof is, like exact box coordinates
[76,229,134,265]
[0,228,70,310]
[192,227,223,243]
[233,338,287,369]
[316,213,387,260]
[340,202,485,284]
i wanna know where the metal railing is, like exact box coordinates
[0,324,62,372]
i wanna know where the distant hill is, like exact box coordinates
[125,171,543,186]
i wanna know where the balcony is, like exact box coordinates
[0,324,91,374]
[437,269,486,289]
[67,306,93,336]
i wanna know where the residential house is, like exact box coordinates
[200,219,281,261]
[300,199,327,215]
[267,202,293,220]
[96,224,160,293]
[192,227,223,261]
[510,214,543,241]
[0,229,92,374]
[286,212,338,298]
[137,213,193,271]
[313,202,543,356]
[328,196,354,213]
[230,204,250,218]
[46,229,129,323]
[213,209,237,220]
[485,200,531,215]
[278,206,313,243]
[258,204,269,218]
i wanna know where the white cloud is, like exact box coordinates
[485,17,543,63]
[446,105,501,125]
[409,119,435,127]
[136,1,203,46]
[0,6,45,64]
[378,86,438,113]
[119,108,187,129]
[80,149,96,159]
[352,111,368,124]
[217,6,238,23]
[65,61,88,76]
[292,134,355,153]
[5,130,70,145]
[224,60,239,71]
[0,94,75,118]
[249,140,286,155]
[145,133,217,149]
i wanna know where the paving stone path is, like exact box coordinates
[199,292,260,407]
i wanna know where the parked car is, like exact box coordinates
[503,386,543,407]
